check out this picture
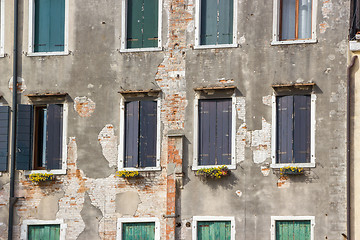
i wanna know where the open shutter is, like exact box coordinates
[218,0,233,44]
[216,99,232,165]
[46,104,63,170]
[143,0,158,47]
[0,106,10,171]
[122,222,155,240]
[276,96,293,163]
[198,100,214,165]
[127,0,144,48]
[16,105,33,170]
[124,101,139,167]
[200,0,218,45]
[197,221,231,240]
[293,95,311,163]
[139,101,157,168]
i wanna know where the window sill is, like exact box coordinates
[271,39,317,45]
[24,169,67,176]
[119,167,161,172]
[26,51,69,57]
[349,41,360,51]
[192,164,236,171]
[193,43,238,50]
[119,47,162,53]
[270,163,315,169]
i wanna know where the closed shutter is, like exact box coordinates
[16,105,33,170]
[142,0,158,47]
[46,104,63,170]
[293,95,311,163]
[0,106,10,171]
[124,101,140,167]
[218,0,233,44]
[276,220,311,240]
[122,222,155,240]
[197,221,231,240]
[139,101,157,167]
[28,225,60,240]
[276,96,293,164]
[34,0,65,52]
[216,99,231,165]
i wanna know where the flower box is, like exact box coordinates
[280,167,304,175]
[28,173,55,183]
[196,166,230,179]
[116,170,139,178]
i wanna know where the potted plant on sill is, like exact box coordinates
[28,173,55,183]
[116,170,140,178]
[196,166,230,179]
[280,166,304,175]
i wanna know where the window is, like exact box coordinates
[271,216,315,240]
[350,0,360,40]
[21,219,66,240]
[271,94,316,168]
[195,0,237,48]
[193,94,236,170]
[121,0,162,51]
[272,0,317,44]
[117,218,160,240]
[192,216,235,240]
[0,0,4,57]
[0,106,10,171]
[118,99,161,170]
[28,0,68,55]
[16,103,68,174]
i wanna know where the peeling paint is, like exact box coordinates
[277,176,290,188]
[74,96,96,117]
[98,125,118,167]
[116,192,141,216]
[261,166,271,176]
[319,22,329,34]
[251,118,271,164]
[235,190,242,197]
[321,0,333,19]
[262,95,272,107]
[9,77,26,93]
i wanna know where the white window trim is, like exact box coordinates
[194,0,238,49]
[118,98,161,171]
[0,0,4,57]
[349,41,360,52]
[116,217,160,240]
[27,0,69,56]
[271,0,317,45]
[24,103,68,175]
[192,93,236,170]
[120,0,162,52]
[192,216,235,240]
[21,219,67,240]
[270,94,316,168]
[271,216,315,240]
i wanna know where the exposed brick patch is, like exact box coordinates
[74,96,96,117]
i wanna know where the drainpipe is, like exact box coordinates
[8,0,19,238]
[347,55,357,240]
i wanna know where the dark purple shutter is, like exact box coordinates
[46,104,63,170]
[293,95,311,163]
[216,99,231,165]
[16,105,33,170]
[276,96,293,164]
[0,106,10,171]
[124,101,139,167]
[198,100,213,165]
[139,101,157,167]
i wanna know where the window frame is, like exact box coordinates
[120,0,163,52]
[270,216,315,240]
[27,0,69,56]
[24,102,68,175]
[192,216,235,240]
[270,94,316,168]
[194,0,238,49]
[271,0,317,45]
[116,217,160,240]
[0,0,4,57]
[118,98,161,171]
[192,93,236,170]
[20,219,67,240]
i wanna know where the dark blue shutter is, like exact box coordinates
[16,105,33,170]
[200,0,218,45]
[293,95,311,163]
[124,101,140,167]
[46,104,63,170]
[276,96,293,163]
[216,99,232,165]
[139,101,157,168]
[199,100,213,165]
[0,106,10,171]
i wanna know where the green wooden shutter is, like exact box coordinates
[28,224,60,240]
[197,221,231,240]
[16,105,33,170]
[200,0,218,45]
[143,0,158,47]
[276,220,311,240]
[34,0,65,52]
[218,0,233,44]
[0,106,10,171]
[122,222,155,240]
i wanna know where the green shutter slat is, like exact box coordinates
[276,220,311,240]
[143,0,158,47]
[0,106,10,171]
[218,0,233,44]
[49,0,65,52]
[28,225,60,240]
[123,222,155,240]
[16,105,33,170]
[200,0,218,45]
[127,0,144,48]
[34,0,51,52]
[197,221,231,240]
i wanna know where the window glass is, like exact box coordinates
[122,222,155,240]
[275,220,311,240]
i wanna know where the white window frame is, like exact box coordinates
[271,94,316,168]
[27,0,69,56]
[271,0,317,45]
[0,0,4,57]
[21,219,67,240]
[116,217,160,240]
[192,216,235,240]
[271,216,315,240]
[194,0,238,49]
[192,93,236,170]
[25,103,68,175]
[118,98,161,171]
[120,0,162,52]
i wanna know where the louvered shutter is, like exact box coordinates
[46,104,63,169]
[0,106,10,171]
[139,101,157,167]
[143,0,158,47]
[28,225,60,240]
[198,100,214,165]
[216,99,232,165]
[124,101,140,167]
[276,220,311,240]
[218,0,233,44]
[200,0,218,45]
[16,105,33,170]
[122,222,155,240]
[197,221,231,240]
